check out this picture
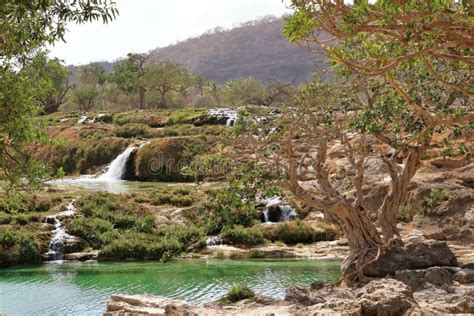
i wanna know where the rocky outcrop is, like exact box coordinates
[129,137,194,182]
[103,295,293,316]
[363,240,458,278]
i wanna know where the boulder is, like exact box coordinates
[130,137,194,182]
[431,158,470,169]
[363,240,458,278]
[454,269,474,284]
[285,285,325,306]
[303,279,418,315]
[395,267,455,291]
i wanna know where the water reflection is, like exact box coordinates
[0,260,340,316]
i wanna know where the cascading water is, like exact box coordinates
[206,236,224,247]
[278,205,298,221]
[45,200,77,261]
[208,108,237,127]
[98,147,136,181]
[260,196,297,224]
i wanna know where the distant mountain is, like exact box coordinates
[69,16,325,84]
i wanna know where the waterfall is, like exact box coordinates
[279,205,298,221]
[45,201,77,261]
[209,108,237,127]
[260,196,297,224]
[98,147,136,181]
[206,236,223,247]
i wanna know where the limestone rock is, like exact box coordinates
[284,285,325,306]
[454,269,474,284]
[363,240,458,278]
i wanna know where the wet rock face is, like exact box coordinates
[363,240,458,278]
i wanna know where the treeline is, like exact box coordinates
[34,52,294,113]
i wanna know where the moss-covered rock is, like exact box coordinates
[131,137,194,182]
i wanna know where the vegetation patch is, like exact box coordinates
[221,285,255,304]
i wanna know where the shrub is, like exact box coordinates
[100,238,148,260]
[221,226,265,246]
[422,188,450,213]
[223,285,255,303]
[147,239,183,260]
[0,229,17,248]
[68,217,114,248]
[18,235,39,262]
[113,124,147,138]
[150,189,194,207]
[14,214,29,226]
[261,221,335,244]
[0,214,12,225]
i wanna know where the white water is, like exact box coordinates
[45,200,77,261]
[97,147,136,181]
[206,236,223,246]
[208,108,237,127]
[261,196,297,224]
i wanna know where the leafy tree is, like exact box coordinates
[0,1,117,191]
[144,61,189,108]
[112,53,148,109]
[223,77,266,107]
[26,52,70,114]
[281,0,473,283]
[73,64,106,111]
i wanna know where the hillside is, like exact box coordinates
[147,16,324,83]
[69,17,325,84]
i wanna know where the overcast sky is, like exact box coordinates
[49,0,292,65]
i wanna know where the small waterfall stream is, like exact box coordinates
[98,147,136,181]
[45,200,77,261]
[261,197,297,224]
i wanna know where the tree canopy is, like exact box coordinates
[0,1,118,191]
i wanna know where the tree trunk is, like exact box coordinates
[324,202,382,284]
[159,90,167,108]
[138,87,145,109]
[378,150,421,242]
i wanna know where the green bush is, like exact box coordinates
[223,285,255,303]
[0,214,12,225]
[68,217,114,248]
[100,238,149,260]
[0,229,17,248]
[18,235,39,262]
[261,221,335,244]
[150,189,194,207]
[113,124,147,138]
[221,226,265,246]
[14,214,29,225]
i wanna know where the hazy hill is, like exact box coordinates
[70,16,325,84]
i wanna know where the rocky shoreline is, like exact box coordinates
[104,267,474,315]
[103,238,474,315]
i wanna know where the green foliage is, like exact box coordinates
[221,226,265,246]
[223,77,266,107]
[205,163,277,232]
[262,221,334,244]
[0,229,17,248]
[111,53,148,109]
[144,61,191,108]
[18,235,39,262]
[69,217,114,249]
[421,188,450,215]
[149,188,195,207]
[223,285,255,303]
[113,124,147,138]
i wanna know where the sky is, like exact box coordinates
[49,0,292,65]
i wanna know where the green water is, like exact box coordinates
[0,259,340,316]
[46,178,193,194]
